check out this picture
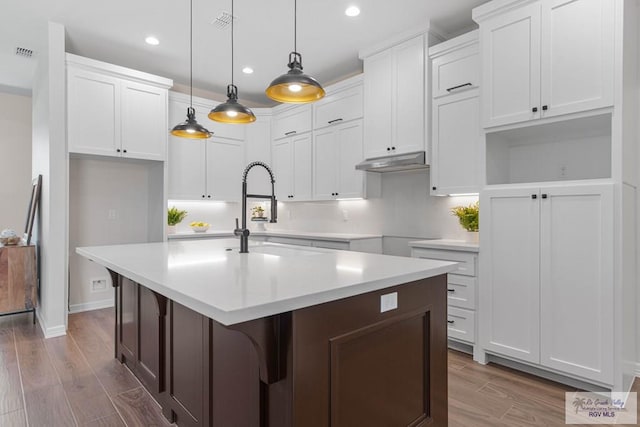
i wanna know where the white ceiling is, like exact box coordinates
[0,0,487,105]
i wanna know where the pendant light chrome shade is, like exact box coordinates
[265,51,325,103]
[209,84,256,123]
[265,0,324,103]
[209,0,255,124]
[170,0,212,139]
[171,107,212,139]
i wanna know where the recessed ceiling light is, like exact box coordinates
[345,6,360,17]
[145,36,160,46]
[242,66,254,74]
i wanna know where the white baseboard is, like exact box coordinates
[36,309,67,339]
[68,298,114,314]
[635,362,640,378]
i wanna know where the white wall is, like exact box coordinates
[169,169,479,256]
[31,22,67,338]
[68,157,164,312]
[0,92,32,233]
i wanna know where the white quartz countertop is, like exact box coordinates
[409,239,479,252]
[168,229,382,242]
[77,239,455,326]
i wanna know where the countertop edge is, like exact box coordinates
[409,239,480,253]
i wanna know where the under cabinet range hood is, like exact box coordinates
[355,151,428,172]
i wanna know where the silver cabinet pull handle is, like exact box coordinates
[446,82,472,92]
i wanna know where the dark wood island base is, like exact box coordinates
[107,269,448,427]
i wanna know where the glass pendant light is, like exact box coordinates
[209,0,256,124]
[265,0,325,103]
[171,0,212,139]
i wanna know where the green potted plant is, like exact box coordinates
[251,206,265,218]
[167,206,188,234]
[451,201,479,242]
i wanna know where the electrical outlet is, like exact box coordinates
[342,209,349,221]
[380,292,398,313]
[90,278,108,292]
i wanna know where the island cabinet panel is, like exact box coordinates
[116,277,165,401]
[279,276,448,427]
[162,301,261,427]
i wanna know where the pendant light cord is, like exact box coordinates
[294,0,297,52]
[231,0,234,86]
[189,0,193,107]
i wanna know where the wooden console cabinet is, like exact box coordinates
[110,270,448,427]
[0,245,37,321]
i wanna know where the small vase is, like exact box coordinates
[466,230,479,244]
[167,225,176,235]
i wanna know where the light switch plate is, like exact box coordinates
[380,292,398,313]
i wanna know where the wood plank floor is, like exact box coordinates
[0,308,636,426]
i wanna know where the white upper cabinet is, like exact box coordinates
[245,111,273,196]
[540,0,614,118]
[272,105,312,140]
[477,2,541,128]
[429,31,480,196]
[66,54,171,160]
[120,81,168,161]
[313,120,364,200]
[361,34,425,159]
[313,78,363,130]
[167,92,246,201]
[272,133,313,201]
[474,0,614,128]
[431,33,479,98]
[431,91,480,195]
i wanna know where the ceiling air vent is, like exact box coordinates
[212,11,235,30]
[15,47,33,58]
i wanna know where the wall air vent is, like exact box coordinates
[212,11,235,30]
[15,47,33,58]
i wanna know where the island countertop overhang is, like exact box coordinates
[76,238,457,325]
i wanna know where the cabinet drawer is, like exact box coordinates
[447,307,475,343]
[431,43,479,98]
[273,105,312,139]
[447,274,476,310]
[314,85,363,129]
[411,248,476,276]
[311,240,349,250]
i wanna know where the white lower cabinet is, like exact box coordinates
[411,246,480,356]
[265,235,382,253]
[480,183,614,384]
[272,133,313,202]
[313,120,364,200]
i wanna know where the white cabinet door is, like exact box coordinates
[431,41,479,98]
[481,187,540,363]
[431,90,480,195]
[291,133,313,201]
[393,35,425,155]
[539,184,613,383]
[206,138,244,202]
[481,2,541,128]
[168,137,207,200]
[121,81,167,161]
[336,120,364,199]
[273,139,292,200]
[314,85,363,129]
[67,67,120,157]
[363,49,393,159]
[272,105,312,140]
[245,113,273,196]
[540,0,614,118]
[313,128,338,200]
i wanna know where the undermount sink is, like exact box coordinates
[249,244,324,257]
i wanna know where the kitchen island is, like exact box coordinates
[77,239,456,427]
